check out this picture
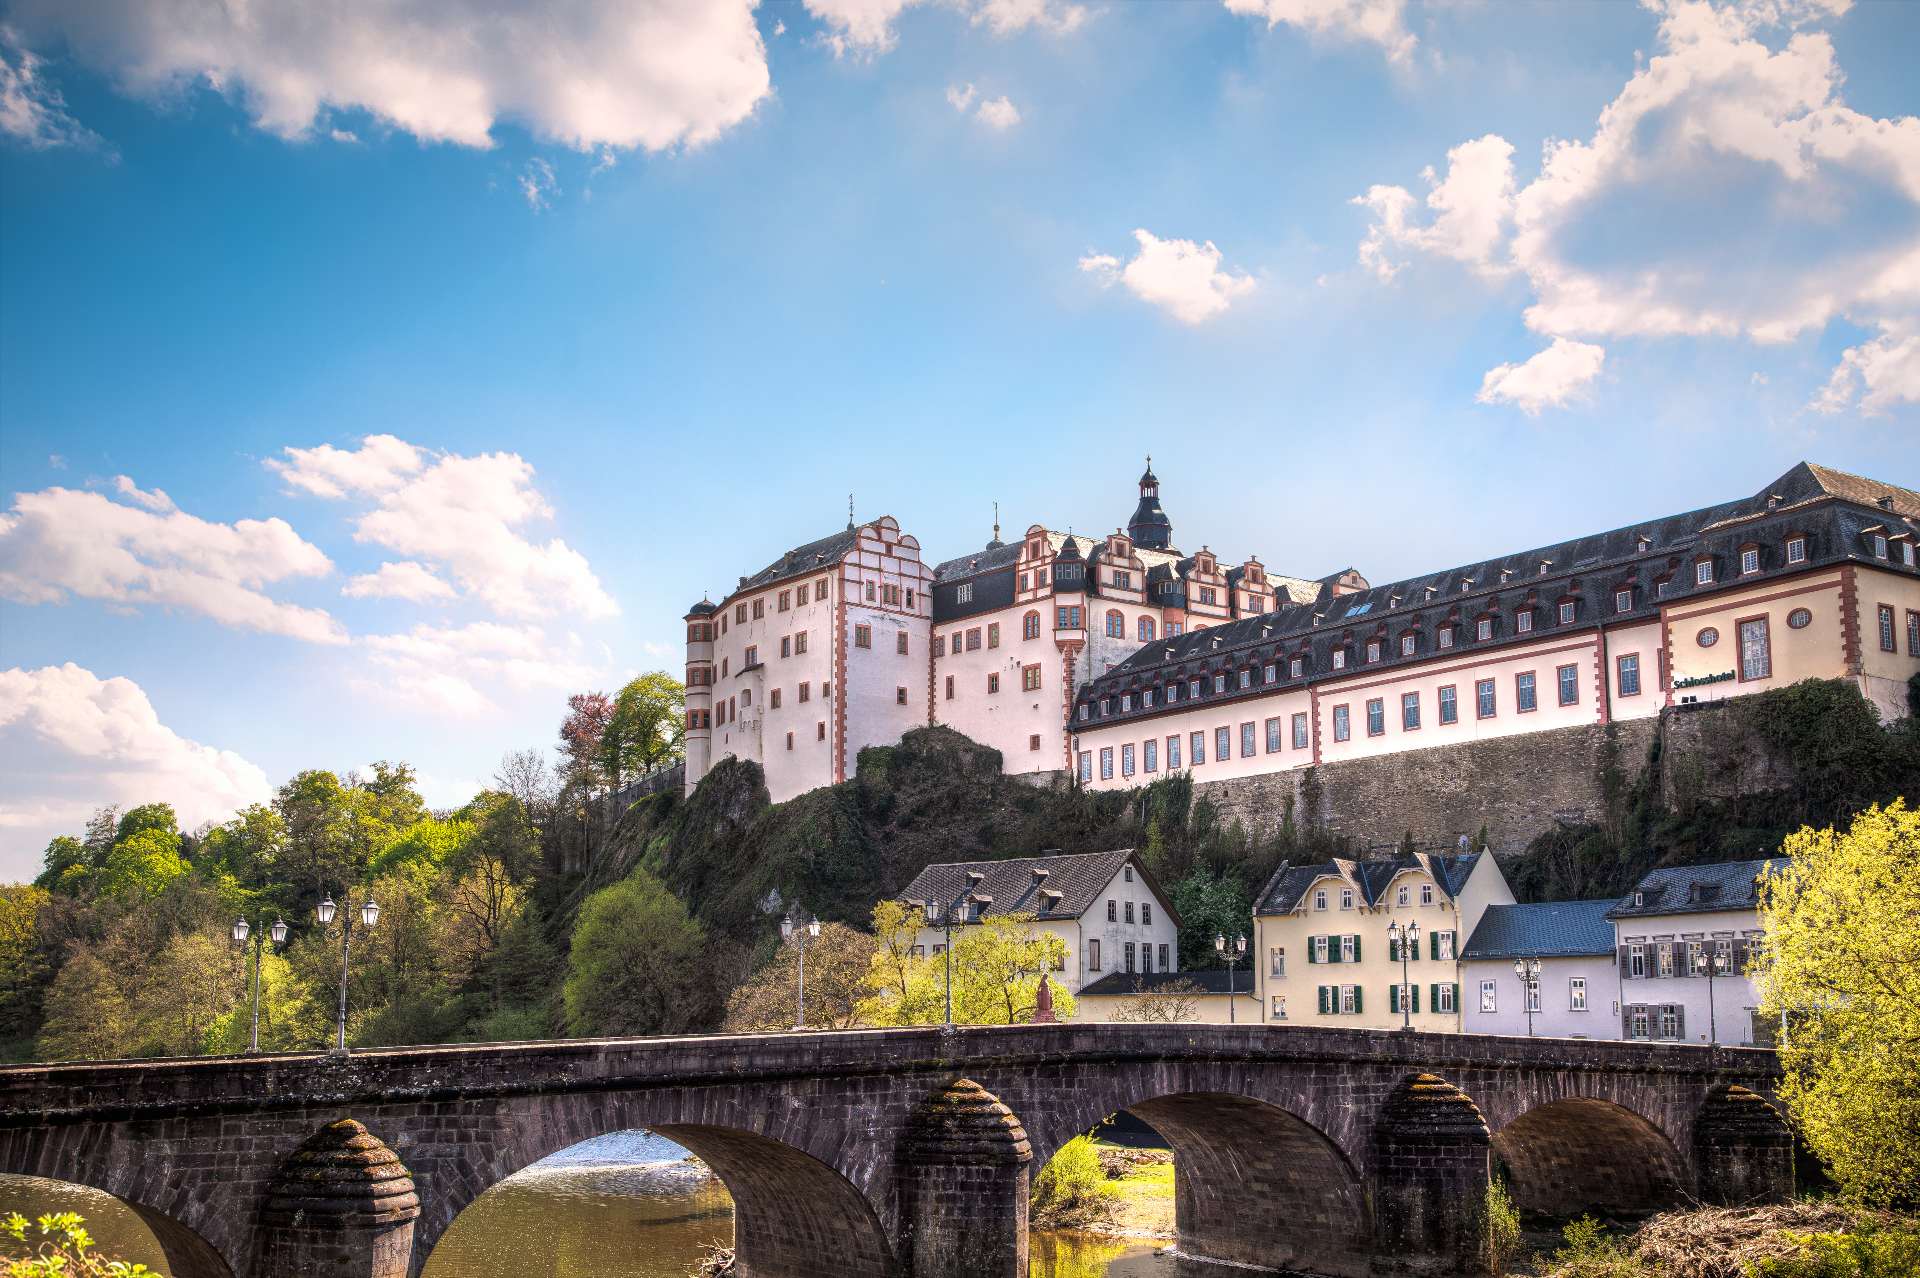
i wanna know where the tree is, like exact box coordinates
[113,804,178,846]
[599,673,686,788]
[93,829,188,903]
[4,1211,157,1277]
[564,870,719,1036]
[0,887,53,1048]
[494,749,556,829]
[1104,977,1204,1023]
[1756,801,1920,1204]
[34,837,89,894]
[36,951,132,1062]
[859,905,1075,1026]
[723,923,874,1031]
[558,692,615,790]
[128,931,241,1056]
[1169,870,1251,970]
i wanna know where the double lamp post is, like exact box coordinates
[231,889,378,1056]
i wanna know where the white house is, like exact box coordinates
[895,849,1180,998]
[1607,858,1786,1047]
[1459,900,1619,1039]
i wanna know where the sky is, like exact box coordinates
[0,0,1915,882]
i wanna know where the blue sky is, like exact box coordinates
[1,0,1914,881]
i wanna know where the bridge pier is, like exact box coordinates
[896,1079,1032,1278]
[1694,1084,1795,1206]
[1370,1074,1491,1275]
[256,1119,419,1278]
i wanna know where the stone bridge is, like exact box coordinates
[0,1024,1792,1278]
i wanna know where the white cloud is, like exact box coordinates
[1079,229,1258,325]
[519,157,558,211]
[360,621,602,716]
[342,560,455,603]
[946,82,978,113]
[329,127,359,144]
[0,483,344,643]
[0,25,106,151]
[1354,0,1920,415]
[112,474,175,513]
[975,95,1021,130]
[1476,338,1607,415]
[269,435,618,622]
[0,664,274,874]
[1354,134,1516,280]
[806,0,1083,56]
[1224,0,1415,64]
[4,0,771,152]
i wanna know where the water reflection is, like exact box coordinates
[0,1177,174,1272]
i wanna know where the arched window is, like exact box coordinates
[1106,609,1125,638]
[1023,610,1041,640]
[1138,616,1156,641]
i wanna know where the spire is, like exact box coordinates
[1128,461,1173,550]
[986,501,1004,550]
[847,493,855,531]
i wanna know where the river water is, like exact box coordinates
[0,1131,1177,1277]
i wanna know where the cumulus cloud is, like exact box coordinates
[1224,0,1415,64]
[269,435,618,622]
[946,82,978,113]
[360,621,602,716]
[0,482,344,643]
[1354,134,1516,281]
[807,0,1083,56]
[975,95,1021,130]
[0,664,274,874]
[1476,339,1608,415]
[0,25,106,151]
[1354,0,1920,415]
[1079,229,1258,325]
[342,560,455,603]
[3,0,771,152]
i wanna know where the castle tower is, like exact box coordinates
[683,600,716,793]
[1128,457,1174,550]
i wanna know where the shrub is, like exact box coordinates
[1753,1221,1920,1278]
[3,1212,154,1277]
[1480,1178,1520,1277]
[1029,1135,1115,1228]
[1539,1216,1651,1278]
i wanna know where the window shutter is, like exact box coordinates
[1731,937,1749,974]
[1352,935,1362,962]
[1430,982,1440,1011]
[1354,986,1363,1014]
[1411,984,1420,1014]
[1623,1004,1633,1037]
[1618,944,1631,975]
[1317,985,1329,1015]
[1452,983,1459,1012]
[1429,930,1439,961]
[1674,1005,1686,1040]
[1389,984,1399,1014]
[1388,937,1398,963]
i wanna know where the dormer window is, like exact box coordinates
[1214,673,1227,694]
[1121,694,1132,712]
[1438,627,1454,650]
[1189,678,1202,699]
[1871,533,1889,559]
[1100,698,1110,715]
[1289,656,1304,678]
[1332,649,1347,670]
[1516,609,1534,634]
[1740,547,1760,576]
[1400,634,1416,657]
[1558,600,1576,624]
[1476,618,1492,641]
[1238,669,1252,690]
[1696,559,1714,586]
[1615,588,1633,614]
[1113,569,1132,590]
[1264,664,1276,683]
[1632,890,1644,907]
[1366,640,1381,663]
[1786,535,1807,564]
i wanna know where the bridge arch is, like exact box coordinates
[0,1172,234,1278]
[1492,1097,1686,1217]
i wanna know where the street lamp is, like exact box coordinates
[925,872,982,1027]
[316,892,380,1055]
[231,916,289,1054]
[1386,920,1422,1032]
[1512,957,1542,1037]
[780,913,822,1029]
[1705,938,1730,1046]
[1215,934,1246,1023]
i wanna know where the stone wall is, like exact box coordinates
[1197,718,1660,857]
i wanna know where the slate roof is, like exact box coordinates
[896,849,1179,925]
[1076,461,1920,725]
[731,526,860,598]
[1606,858,1787,921]
[1461,901,1617,960]
[685,599,717,617]
[1255,852,1481,916]
[1078,968,1258,997]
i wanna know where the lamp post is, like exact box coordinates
[316,891,380,1055]
[1386,919,1422,1031]
[780,913,822,1029]
[1215,933,1246,1023]
[231,916,289,1054]
[1512,956,1542,1037]
[1705,939,1730,1046]
[925,872,982,1027]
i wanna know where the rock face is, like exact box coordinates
[258,1118,420,1277]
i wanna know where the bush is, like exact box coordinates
[1753,1221,1920,1278]
[1539,1216,1651,1278]
[3,1212,154,1276]
[1480,1178,1520,1277]
[1030,1135,1115,1228]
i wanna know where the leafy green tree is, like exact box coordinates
[1169,870,1252,970]
[112,804,177,846]
[599,673,685,788]
[722,922,873,1031]
[4,1211,156,1276]
[1756,801,1920,1204]
[195,805,286,889]
[0,887,54,1049]
[35,951,132,1062]
[564,870,718,1036]
[858,904,1075,1026]
[128,931,241,1057]
[203,949,308,1054]
[33,838,89,895]
[93,829,187,903]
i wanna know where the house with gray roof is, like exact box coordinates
[1460,900,1618,1039]
[1608,857,1786,1047]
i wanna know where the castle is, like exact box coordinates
[685,462,1919,805]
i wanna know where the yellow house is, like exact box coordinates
[1252,850,1514,1031]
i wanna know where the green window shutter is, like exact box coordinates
[1327,939,1339,964]
[1352,935,1362,962]
[1388,936,1398,963]
[1412,984,1420,1014]
[1430,982,1440,1011]
[1429,930,1439,960]
[1389,984,1399,1014]
[1452,982,1460,1011]
[1354,986,1363,1014]
[1307,937,1317,964]
[1317,985,1329,1015]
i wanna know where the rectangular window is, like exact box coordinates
[955,582,973,604]
[1617,653,1641,697]
[1629,942,1645,978]
[1877,604,1895,652]
[1630,1007,1650,1040]
[797,631,809,655]
[1125,901,1134,924]
[1290,656,1304,678]
[1239,669,1252,690]
[1270,947,1285,977]
[1120,743,1135,776]
[1333,704,1351,741]
[1570,978,1586,1011]
[896,686,908,705]
[1438,685,1458,724]
[934,635,946,658]
[1216,726,1231,761]
[1421,883,1434,905]
[1266,717,1283,753]
[744,645,758,667]
[1078,752,1092,783]
[1558,600,1576,624]
[752,599,764,619]
[1480,980,1496,1013]
[1213,674,1227,694]
[1263,664,1276,684]
[854,624,872,649]
[1787,536,1806,564]
[1291,712,1309,749]
[1401,691,1420,730]
[1088,939,1101,971]
[1557,663,1579,706]
[1660,1005,1679,1040]
[778,590,791,612]
[780,636,792,659]
[1367,640,1381,663]
[1438,628,1454,650]
[818,720,827,740]
[1657,942,1675,978]
[1909,611,1920,656]
[1525,980,1541,1013]
[966,628,982,652]
[1189,678,1202,699]
[1516,672,1536,714]
[1158,943,1169,970]
[987,673,1000,694]
[1341,890,1355,912]
[1366,698,1385,736]
[896,631,909,655]
[1740,616,1772,681]
[798,682,811,703]
[1142,689,1153,708]
[1023,664,1042,691]
[1340,985,1357,1015]
[1332,649,1347,669]
[1516,610,1533,634]
[1616,588,1633,613]
[1124,942,1136,974]
[770,689,782,709]
[1190,731,1205,765]
[1696,560,1714,585]
[987,623,1000,649]
[1272,995,1287,1020]
[1144,739,1158,772]
[1401,634,1416,656]
[1167,735,1181,769]
[1435,983,1456,1014]
[1242,721,1257,757]
[1741,547,1760,575]
[1099,747,1113,780]
[1476,618,1492,641]
[945,675,954,700]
